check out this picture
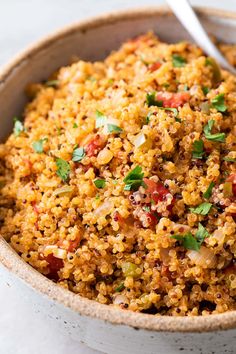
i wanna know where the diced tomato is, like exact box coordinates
[113,211,124,223]
[143,178,172,206]
[67,238,81,253]
[145,211,159,228]
[85,134,105,157]
[155,92,190,108]
[149,62,161,72]
[227,174,236,196]
[44,253,63,280]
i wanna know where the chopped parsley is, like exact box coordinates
[203,119,226,143]
[94,179,106,189]
[107,124,123,133]
[192,139,205,159]
[172,54,186,68]
[160,107,179,118]
[56,158,71,181]
[123,165,146,191]
[32,138,48,153]
[211,93,227,112]
[223,157,236,163]
[72,147,85,162]
[171,223,209,251]
[145,112,152,124]
[45,80,59,87]
[13,117,25,136]
[189,202,212,215]
[143,205,151,212]
[73,123,78,128]
[115,283,125,292]
[203,182,215,199]
[146,92,163,107]
[202,87,210,95]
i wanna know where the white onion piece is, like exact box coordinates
[113,295,128,305]
[134,133,146,148]
[53,248,67,259]
[187,246,216,269]
[93,200,113,217]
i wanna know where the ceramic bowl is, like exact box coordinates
[0,6,236,354]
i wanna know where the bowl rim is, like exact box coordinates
[1,5,236,333]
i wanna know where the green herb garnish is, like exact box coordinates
[172,54,186,68]
[202,87,210,95]
[203,119,226,142]
[32,138,48,153]
[72,147,86,162]
[171,223,209,251]
[107,124,123,133]
[13,117,25,136]
[223,157,236,163]
[123,165,146,191]
[145,112,152,124]
[56,158,71,181]
[94,179,106,189]
[203,182,215,199]
[73,123,78,128]
[146,92,163,107]
[189,202,212,215]
[143,205,151,212]
[211,93,227,112]
[115,283,125,292]
[160,107,179,117]
[192,139,205,159]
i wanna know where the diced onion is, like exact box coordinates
[187,246,216,268]
[53,186,73,196]
[113,294,128,305]
[134,133,147,148]
[200,102,210,114]
[53,248,67,259]
[93,200,113,217]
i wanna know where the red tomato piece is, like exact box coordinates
[67,238,81,253]
[155,92,190,108]
[44,253,63,280]
[149,62,162,72]
[85,134,105,157]
[143,178,171,204]
[145,211,159,228]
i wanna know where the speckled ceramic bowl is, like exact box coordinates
[0,7,236,354]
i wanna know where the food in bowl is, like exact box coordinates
[0,32,236,316]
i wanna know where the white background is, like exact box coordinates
[0,1,235,353]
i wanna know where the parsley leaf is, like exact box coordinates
[13,117,25,136]
[203,181,215,199]
[203,119,226,143]
[56,158,71,181]
[160,107,179,118]
[189,202,212,215]
[202,87,210,95]
[115,283,125,292]
[94,179,106,189]
[211,93,227,112]
[195,223,209,245]
[145,112,152,124]
[171,232,200,251]
[32,138,48,153]
[192,139,205,159]
[72,147,85,162]
[123,165,146,191]
[171,223,209,251]
[146,92,163,107]
[107,124,123,133]
[172,54,186,68]
[95,110,107,128]
[73,123,78,128]
[223,157,236,163]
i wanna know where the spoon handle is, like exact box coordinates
[166,0,236,74]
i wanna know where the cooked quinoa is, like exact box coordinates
[1,32,236,316]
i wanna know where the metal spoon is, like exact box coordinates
[166,0,236,75]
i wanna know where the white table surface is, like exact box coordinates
[0,1,235,353]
